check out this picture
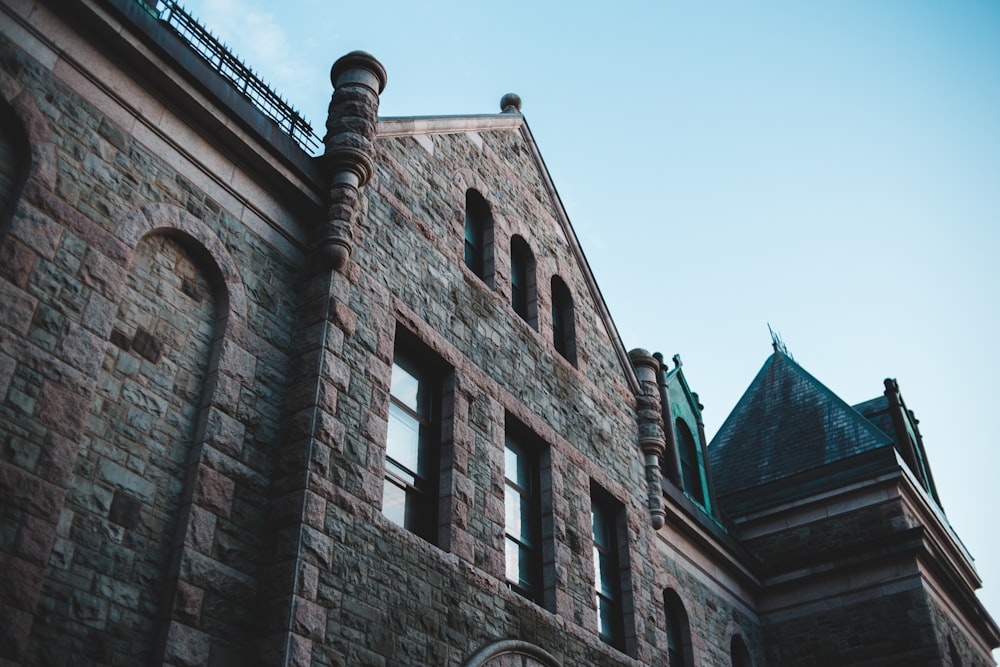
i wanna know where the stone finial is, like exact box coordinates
[500,93,522,114]
[315,51,387,272]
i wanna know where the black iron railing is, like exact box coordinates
[150,0,322,153]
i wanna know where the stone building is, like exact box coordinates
[0,0,996,665]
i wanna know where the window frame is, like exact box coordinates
[464,189,495,286]
[504,429,543,602]
[675,419,706,506]
[550,275,577,365]
[664,588,694,667]
[591,484,634,655]
[510,235,537,329]
[382,329,450,545]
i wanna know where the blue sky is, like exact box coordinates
[177,0,1000,648]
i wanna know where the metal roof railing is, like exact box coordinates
[148,0,323,153]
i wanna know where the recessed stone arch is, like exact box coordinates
[115,203,247,322]
[461,639,562,667]
[0,67,57,196]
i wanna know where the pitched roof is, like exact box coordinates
[708,351,894,502]
[376,111,639,392]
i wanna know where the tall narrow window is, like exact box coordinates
[0,98,30,231]
[551,276,576,365]
[504,432,541,601]
[464,189,493,283]
[948,637,962,667]
[383,335,445,543]
[675,419,705,505]
[510,236,536,328]
[592,486,629,652]
[731,635,752,667]
[664,589,694,667]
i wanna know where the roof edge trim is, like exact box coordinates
[378,114,523,138]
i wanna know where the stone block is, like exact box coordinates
[185,504,218,553]
[14,513,56,565]
[0,235,36,288]
[96,458,156,501]
[0,553,44,611]
[0,462,64,523]
[173,580,204,625]
[292,595,327,642]
[192,464,235,518]
[164,621,211,667]
[0,278,37,337]
[78,247,126,299]
[107,490,141,529]
[36,378,88,438]
[203,407,245,459]
[179,550,255,601]
[56,321,104,377]
[219,340,255,385]
[11,202,62,260]
[0,603,32,661]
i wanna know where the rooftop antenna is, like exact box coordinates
[768,323,793,359]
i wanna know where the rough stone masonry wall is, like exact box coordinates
[928,588,995,667]
[740,495,918,575]
[653,549,764,667]
[744,495,948,666]
[300,121,659,666]
[295,116,758,666]
[0,30,303,665]
[762,586,941,666]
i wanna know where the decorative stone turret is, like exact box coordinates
[316,51,387,272]
[629,348,666,529]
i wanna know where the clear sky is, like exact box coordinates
[178,0,1000,650]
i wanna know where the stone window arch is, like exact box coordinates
[461,639,561,667]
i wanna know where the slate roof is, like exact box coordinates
[852,395,897,440]
[708,351,894,505]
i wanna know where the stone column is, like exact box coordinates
[314,51,387,272]
[629,349,666,529]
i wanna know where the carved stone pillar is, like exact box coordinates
[629,348,667,529]
[315,50,387,272]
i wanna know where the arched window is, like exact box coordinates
[664,589,693,667]
[464,189,494,284]
[0,97,31,231]
[948,637,962,666]
[731,634,752,667]
[675,419,705,505]
[510,235,536,328]
[550,276,576,365]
